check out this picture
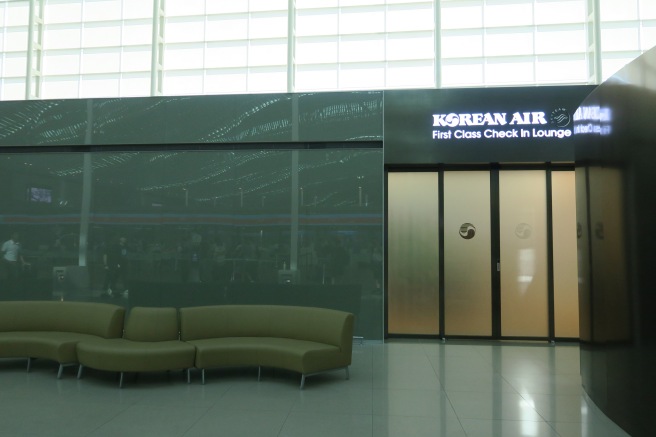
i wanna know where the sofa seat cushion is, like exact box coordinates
[188,337,341,374]
[257,338,345,374]
[0,331,105,364]
[77,339,196,373]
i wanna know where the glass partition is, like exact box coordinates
[0,147,384,340]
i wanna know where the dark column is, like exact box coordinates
[575,46,656,437]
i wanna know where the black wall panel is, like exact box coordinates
[575,46,656,437]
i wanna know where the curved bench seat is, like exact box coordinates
[77,339,195,373]
[1,331,107,364]
[180,305,354,388]
[76,307,196,388]
[0,301,125,378]
[189,336,344,382]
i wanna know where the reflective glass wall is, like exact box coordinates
[0,147,384,340]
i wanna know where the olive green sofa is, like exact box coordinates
[76,307,196,388]
[0,301,125,378]
[179,305,354,388]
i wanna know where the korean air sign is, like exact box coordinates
[431,109,572,141]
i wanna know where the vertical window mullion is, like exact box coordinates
[435,0,441,88]
[287,0,295,93]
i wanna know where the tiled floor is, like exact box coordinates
[0,340,631,437]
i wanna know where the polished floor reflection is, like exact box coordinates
[0,340,630,437]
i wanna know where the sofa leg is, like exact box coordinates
[26,357,33,373]
[201,369,205,385]
[258,366,261,381]
[300,374,306,390]
[345,366,350,380]
[57,364,64,379]
[119,372,124,388]
[77,365,84,379]
[186,369,191,384]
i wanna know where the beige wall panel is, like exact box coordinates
[444,171,492,336]
[387,172,440,335]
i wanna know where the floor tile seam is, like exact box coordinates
[371,412,464,420]
[498,380,585,397]
[433,370,508,382]
[514,389,581,403]
[437,387,521,395]
[371,387,446,394]
[544,418,588,425]
[443,389,548,422]
[456,415,549,423]
[370,370,375,435]
[459,417,567,436]
[41,393,146,411]
[289,392,374,413]
[276,408,375,435]
[497,373,525,396]
[513,391,562,425]
[176,404,240,437]
[442,383,522,398]
[376,350,436,358]
[206,403,297,414]
[282,410,373,418]
[83,400,148,437]
[442,386,468,435]
[370,411,460,420]
[471,346,497,368]
[171,405,214,437]
[274,409,295,437]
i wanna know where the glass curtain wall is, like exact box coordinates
[2,0,656,100]
[0,1,29,100]
[294,0,435,90]
[599,0,656,79]
[163,0,288,95]
[441,0,589,86]
[0,148,384,340]
[40,0,154,99]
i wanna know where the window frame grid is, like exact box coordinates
[0,0,655,100]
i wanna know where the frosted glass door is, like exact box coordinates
[444,171,492,336]
[387,172,440,335]
[499,170,549,337]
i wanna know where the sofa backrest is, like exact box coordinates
[179,305,354,350]
[123,307,180,342]
[0,301,125,338]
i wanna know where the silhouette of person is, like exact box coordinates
[103,236,129,297]
[1,232,29,293]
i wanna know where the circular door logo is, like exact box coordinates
[515,223,532,239]
[459,223,476,239]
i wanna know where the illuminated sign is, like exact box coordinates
[431,108,572,141]
[572,105,612,136]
